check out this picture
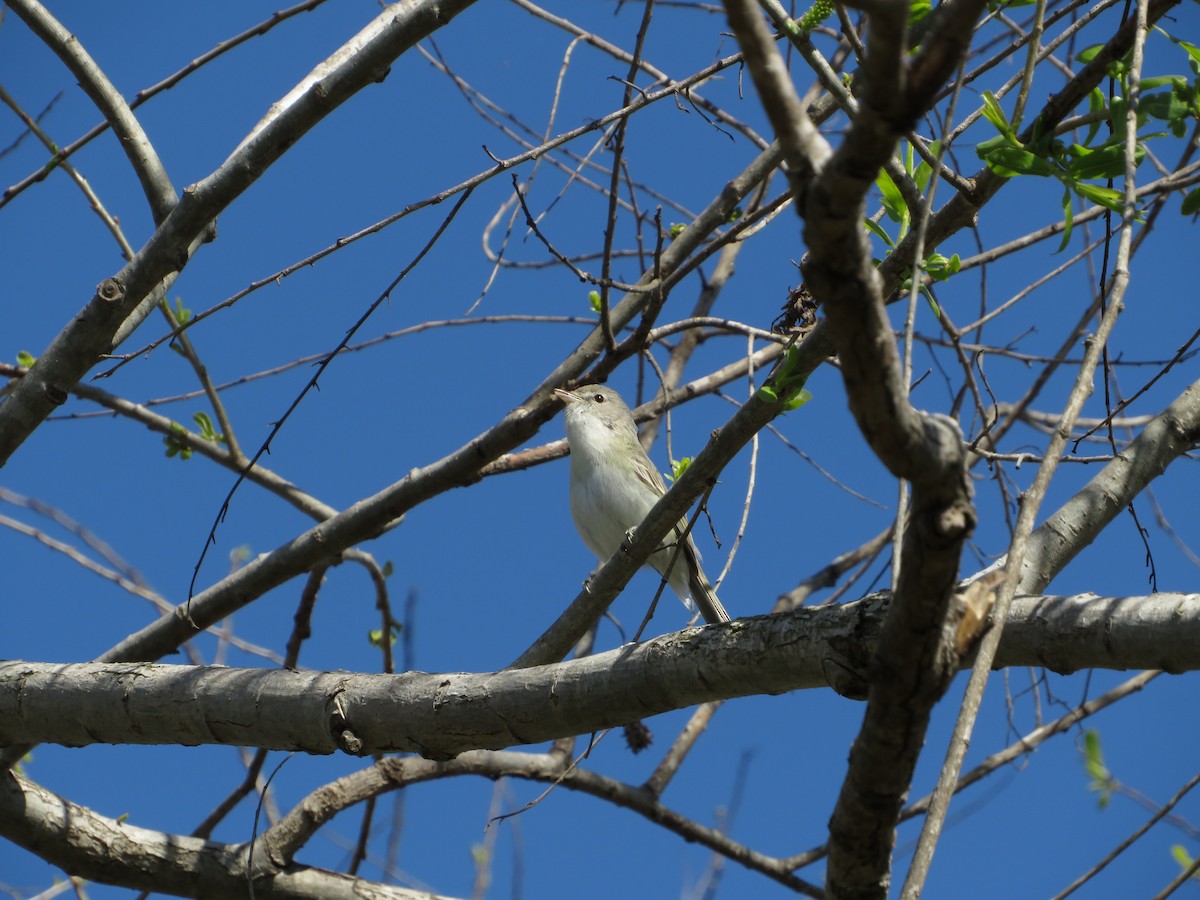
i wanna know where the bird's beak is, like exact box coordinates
[554,388,579,404]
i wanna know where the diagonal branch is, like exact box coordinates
[8,0,178,222]
[1019,377,1200,593]
[0,0,480,467]
[0,767,451,900]
[0,135,782,692]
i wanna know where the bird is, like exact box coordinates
[554,384,730,625]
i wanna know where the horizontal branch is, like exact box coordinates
[2,593,1194,756]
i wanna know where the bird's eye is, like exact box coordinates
[593,393,605,403]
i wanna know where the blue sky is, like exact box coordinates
[2,1,1199,897]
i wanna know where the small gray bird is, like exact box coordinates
[554,384,730,625]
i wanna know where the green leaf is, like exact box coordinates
[16,350,36,367]
[1181,186,1200,216]
[1140,90,1191,124]
[1066,142,1143,181]
[1058,186,1075,253]
[163,422,193,460]
[925,286,941,317]
[1085,88,1107,146]
[1105,50,1132,81]
[974,134,1010,160]
[924,252,960,283]
[588,290,602,313]
[981,146,1056,178]
[368,624,401,648]
[1139,75,1186,91]
[1073,182,1127,213]
[760,345,813,411]
[783,388,813,411]
[907,0,931,27]
[666,457,692,484]
[1083,729,1109,783]
[1171,845,1200,877]
[875,167,909,225]
[162,296,192,325]
[864,217,895,247]
[1109,96,1129,139]
[1157,28,1200,74]
[980,91,1013,137]
[193,412,215,439]
[192,412,226,445]
[382,561,395,578]
[669,223,686,238]
[1075,44,1105,64]
[913,141,939,193]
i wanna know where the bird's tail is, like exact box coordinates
[682,540,730,624]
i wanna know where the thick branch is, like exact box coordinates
[722,2,990,898]
[1020,378,1200,592]
[0,769,448,899]
[2,593,1196,755]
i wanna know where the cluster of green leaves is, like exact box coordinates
[757,344,813,411]
[665,456,691,484]
[1151,31,1200,215]
[977,87,1144,250]
[164,411,226,460]
[977,32,1200,242]
[868,145,960,313]
[870,142,933,246]
[162,296,193,353]
[794,0,833,34]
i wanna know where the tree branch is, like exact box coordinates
[0,768,450,900]
[722,1,990,896]
[2,593,1196,755]
[0,0,480,466]
[1020,379,1200,593]
[8,0,177,222]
